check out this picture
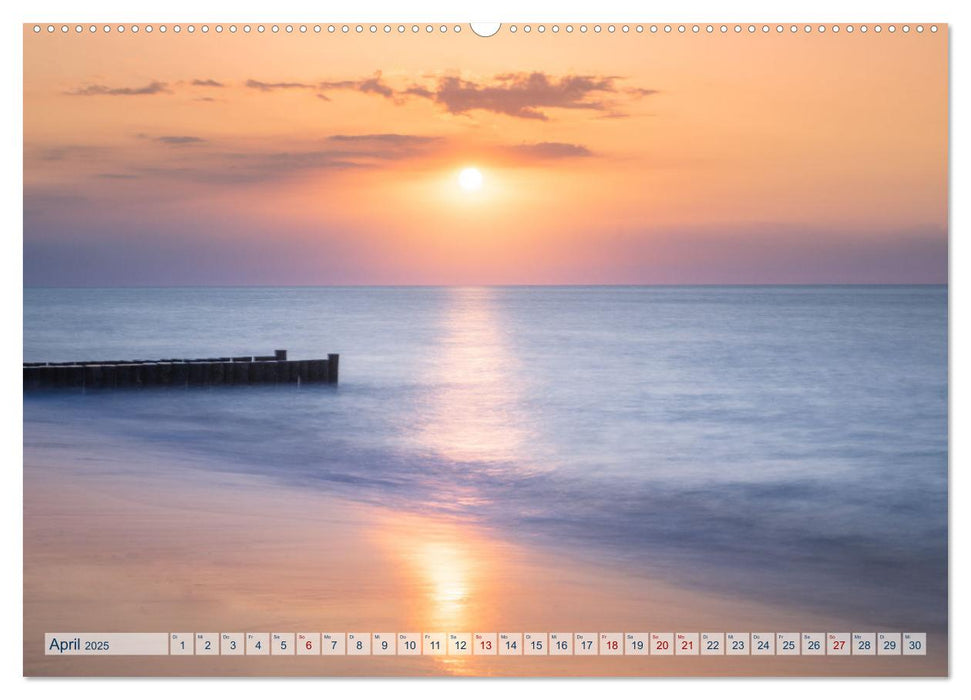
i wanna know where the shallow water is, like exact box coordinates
[24,286,948,631]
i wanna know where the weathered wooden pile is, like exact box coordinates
[23,350,338,390]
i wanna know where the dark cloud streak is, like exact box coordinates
[506,142,593,159]
[67,81,169,96]
[156,136,207,145]
[245,79,315,92]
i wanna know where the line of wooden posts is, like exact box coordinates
[23,350,339,390]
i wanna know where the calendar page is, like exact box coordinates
[22,21,948,677]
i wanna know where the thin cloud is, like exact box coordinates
[156,136,207,145]
[319,72,394,99]
[327,134,440,145]
[245,79,315,92]
[192,79,224,88]
[67,81,169,96]
[421,72,630,120]
[245,71,653,120]
[507,142,593,159]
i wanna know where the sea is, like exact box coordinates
[23,286,948,632]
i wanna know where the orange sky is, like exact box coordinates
[23,25,948,285]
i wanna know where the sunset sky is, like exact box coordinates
[23,26,948,285]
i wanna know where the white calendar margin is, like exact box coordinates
[4,0,965,699]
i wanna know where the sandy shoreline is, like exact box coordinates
[23,433,947,677]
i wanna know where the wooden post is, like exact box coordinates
[285,360,299,383]
[142,363,159,386]
[115,364,132,387]
[23,366,37,390]
[171,363,188,386]
[327,353,339,383]
[233,361,250,385]
[187,363,205,385]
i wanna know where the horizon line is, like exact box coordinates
[23,283,949,290]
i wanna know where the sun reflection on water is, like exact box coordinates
[415,287,534,469]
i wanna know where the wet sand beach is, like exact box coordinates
[24,430,946,677]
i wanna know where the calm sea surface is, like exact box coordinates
[23,286,948,630]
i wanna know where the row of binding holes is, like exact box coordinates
[33,24,940,34]
[31,24,464,34]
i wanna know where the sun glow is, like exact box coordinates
[458,167,483,191]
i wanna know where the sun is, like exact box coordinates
[458,167,483,191]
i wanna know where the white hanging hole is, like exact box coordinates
[471,23,500,37]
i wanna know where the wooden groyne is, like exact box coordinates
[23,349,338,390]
